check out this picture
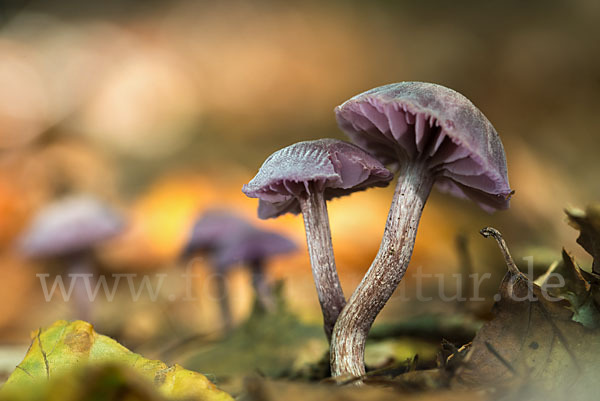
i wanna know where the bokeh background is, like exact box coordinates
[0,0,598,381]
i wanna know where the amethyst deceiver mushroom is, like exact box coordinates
[182,210,296,330]
[182,209,254,258]
[19,195,124,321]
[182,210,253,330]
[216,227,297,313]
[331,82,513,377]
[242,138,393,340]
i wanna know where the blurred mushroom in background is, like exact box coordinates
[215,226,297,312]
[182,210,296,331]
[19,194,125,322]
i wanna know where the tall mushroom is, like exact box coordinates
[331,82,513,377]
[242,138,393,341]
[19,195,124,322]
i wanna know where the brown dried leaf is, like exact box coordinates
[535,250,600,328]
[455,230,600,398]
[566,205,600,274]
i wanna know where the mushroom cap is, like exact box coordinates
[182,209,253,257]
[335,82,513,211]
[214,227,297,270]
[242,138,393,218]
[20,195,124,259]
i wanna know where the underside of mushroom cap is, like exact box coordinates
[335,82,513,211]
[20,195,124,259]
[242,138,393,218]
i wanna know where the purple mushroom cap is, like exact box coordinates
[20,195,124,259]
[242,138,393,218]
[215,227,297,270]
[335,82,513,211]
[182,209,254,257]
[182,210,296,272]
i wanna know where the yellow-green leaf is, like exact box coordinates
[1,320,233,401]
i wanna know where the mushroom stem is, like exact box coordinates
[249,259,275,313]
[298,186,346,342]
[213,272,233,332]
[330,161,434,378]
[68,253,95,323]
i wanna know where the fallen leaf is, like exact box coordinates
[24,364,172,401]
[539,250,600,328]
[566,205,600,274]
[454,228,600,399]
[1,320,233,401]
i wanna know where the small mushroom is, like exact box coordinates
[242,138,393,340]
[182,210,295,330]
[182,210,253,331]
[215,227,297,314]
[331,82,513,377]
[19,195,124,322]
[182,209,254,258]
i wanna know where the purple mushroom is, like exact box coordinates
[182,209,254,257]
[216,227,297,313]
[242,138,393,341]
[19,195,124,322]
[330,82,513,377]
[182,210,296,330]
